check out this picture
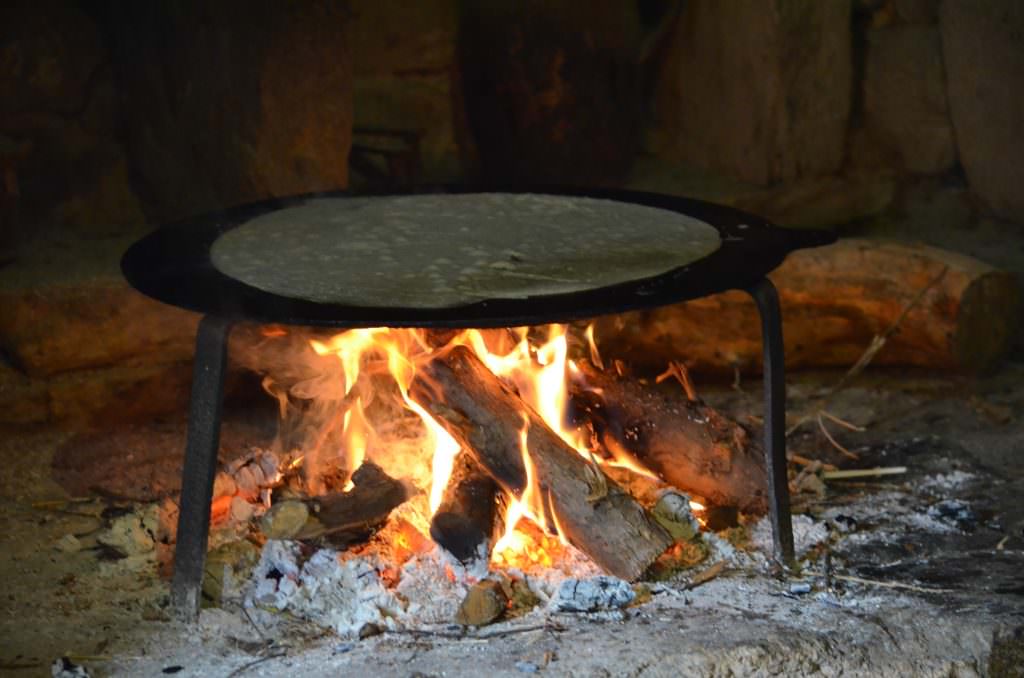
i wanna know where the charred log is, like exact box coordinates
[409,345,673,581]
[568,360,768,514]
[591,239,1021,375]
[430,452,503,563]
[293,461,412,546]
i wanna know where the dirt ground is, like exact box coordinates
[1,362,1022,677]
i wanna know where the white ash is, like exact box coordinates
[548,576,635,612]
[394,548,470,624]
[919,470,976,493]
[246,541,403,638]
[820,489,968,539]
[750,514,829,559]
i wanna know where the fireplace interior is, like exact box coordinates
[1,1,1023,676]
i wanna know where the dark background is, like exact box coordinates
[0,0,1022,429]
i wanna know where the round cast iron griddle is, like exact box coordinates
[121,187,836,329]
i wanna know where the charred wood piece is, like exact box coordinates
[430,452,503,563]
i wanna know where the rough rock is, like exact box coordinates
[651,490,700,543]
[0,361,48,425]
[0,237,198,377]
[47,362,193,427]
[97,504,159,558]
[455,579,508,626]
[940,1,1024,223]
[735,171,897,228]
[97,1,353,223]
[863,25,956,174]
[202,539,261,607]
[651,0,853,186]
[259,501,310,540]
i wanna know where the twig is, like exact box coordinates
[390,621,563,640]
[996,535,1009,551]
[822,467,907,480]
[655,361,699,402]
[788,454,838,472]
[475,621,565,639]
[226,649,288,677]
[31,497,93,509]
[819,410,866,432]
[64,654,112,662]
[731,365,744,393]
[786,265,950,437]
[241,607,267,640]
[820,572,953,594]
[816,413,860,460]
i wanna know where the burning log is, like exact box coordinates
[259,462,413,545]
[430,452,502,563]
[568,360,768,514]
[410,345,673,581]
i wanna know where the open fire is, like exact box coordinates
[228,323,735,580]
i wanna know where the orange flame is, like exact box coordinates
[303,322,654,565]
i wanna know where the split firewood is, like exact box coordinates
[430,452,503,563]
[568,359,768,514]
[409,345,673,581]
[258,462,413,545]
[590,239,1021,374]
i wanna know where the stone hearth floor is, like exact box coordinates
[1,364,1022,677]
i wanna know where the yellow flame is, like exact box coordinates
[304,321,653,565]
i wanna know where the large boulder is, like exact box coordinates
[940,1,1024,223]
[651,0,853,186]
[0,236,198,378]
[863,25,956,174]
[96,1,353,223]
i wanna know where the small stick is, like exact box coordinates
[390,621,563,640]
[996,535,1009,551]
[822,467,907,480]
[822,572,953,593]
[817,413,860,460]
[685,560,727,590]
[226,649,288,677]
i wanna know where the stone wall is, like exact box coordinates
[1,0,1021,430]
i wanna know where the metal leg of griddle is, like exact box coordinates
[746,278,795,567]
[171,314,233,620]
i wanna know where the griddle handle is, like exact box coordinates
[747,278,796,568]
[171,314,234,620]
